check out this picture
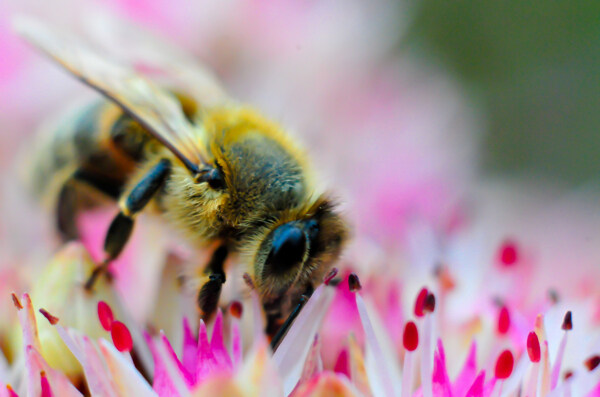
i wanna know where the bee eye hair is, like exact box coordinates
[265,223,307,276]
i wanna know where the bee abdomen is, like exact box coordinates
[28,99,151,211]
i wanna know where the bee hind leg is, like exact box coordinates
[56,181,80,241]
[198,244,228,320]
[84,159,171,290]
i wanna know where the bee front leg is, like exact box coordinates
[198,244,228,320]
[84,159,171,290]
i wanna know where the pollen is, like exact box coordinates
[98,301,115,331]
[348,273,362,292]
[39,308,59,325]
[562,311,573,331]
[11,293,22,310]
[424,292,436,314]
[403,321,419,352]
[110,321,133,352]
[585,355,600,371]
[495,350,514,379]
[526,332,541,363]
[229,301,243,319]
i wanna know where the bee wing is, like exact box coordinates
[13,16,208,174]
[83,8,228,107]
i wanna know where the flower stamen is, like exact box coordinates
[551,311,573,389]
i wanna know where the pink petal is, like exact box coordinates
[296,334,323,386]
[159,332,193,385]
[465,371,485,397]
[181,318,197,375]
[196,320,218,384]
[432,339,452,397]
[210,310,232,369]
[98,339,157,396]
[74,334,119,397]
[16,294,41,351]
[144,333,190,396]
[25,347,82,397]
[585,380,600,397]
[452,341,478,396]
[272,283,335,395]
[355,292,397,396]
[230,318,242,368]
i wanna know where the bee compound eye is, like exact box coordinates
[265,223,307,275]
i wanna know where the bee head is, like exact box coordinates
[253,198,349,296]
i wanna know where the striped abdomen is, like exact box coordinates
[28,99,154,237]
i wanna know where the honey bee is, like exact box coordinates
[16,16,348,336]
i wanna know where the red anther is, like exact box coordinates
[424,293,436,313]
[414,287,428,317]
[229,301,243,319]
[348,273,362,292]
[40,371,52,397]
[495,350,514,379]
[110,321,133,352]
[97,301,114,331]
[11,293,22,310]
[585,355,600,371]
[324,267,339,285]
[564,370,574,380]
[562,311,573,331]
[498,239,519,266]
[527,332,541,363]
[403,321,419,352]
[39,309,59,325]
[497,306,510,335]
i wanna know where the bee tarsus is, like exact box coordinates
[198,245,228,319]
[85,159,171,289]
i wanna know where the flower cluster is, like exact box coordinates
[0,1,599,397]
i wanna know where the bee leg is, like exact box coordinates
[56,181,79,241]
[84,159,171,290]
[197,245,228,320]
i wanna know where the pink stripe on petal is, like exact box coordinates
[145,333,188,396]
[230,319,242,368]
[453,341,477,397]
[196,320,218,384]
[210,310,232,369]
[465,371,485,397]
[25,347,82,397]
[159,332,193,385]
[181,318,198,376]
[16,294,41,352]
[98,340,156,396]
[432,340,452,397]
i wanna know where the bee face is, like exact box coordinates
[253,198,348,297]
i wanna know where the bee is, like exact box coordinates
[16,16,348,336]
